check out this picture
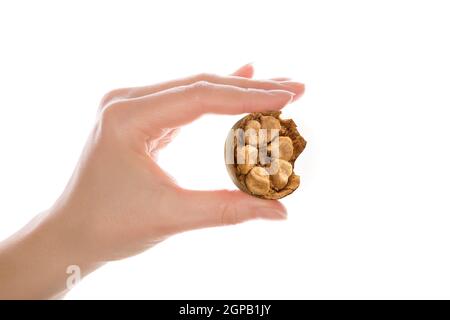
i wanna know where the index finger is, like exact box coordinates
[125,81,295,137]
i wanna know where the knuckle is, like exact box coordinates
[99,102,125,128]
[190,80,212,92]
[184,81,214,106]
[194,72,217,82]
[99,88,127,110]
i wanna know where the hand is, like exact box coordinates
[0,64,305,299]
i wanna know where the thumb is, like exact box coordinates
[171,189,287,232]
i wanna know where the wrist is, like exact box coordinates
[0,208,102,299]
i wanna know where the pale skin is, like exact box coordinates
[0,64,305,299]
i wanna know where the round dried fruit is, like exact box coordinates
[225,111,306,200]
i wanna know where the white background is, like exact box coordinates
[1,0,449,299]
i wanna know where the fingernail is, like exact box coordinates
[280,81,305,101]
[280,82,305,101]
[269,90,295,99]
[271,77,292,81]
[281,81,305,93]
[257,207,288,220]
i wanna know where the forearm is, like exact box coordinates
[0,209,101,299]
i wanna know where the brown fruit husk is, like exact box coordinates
[225,111,306,200]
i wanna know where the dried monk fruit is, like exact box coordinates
[225,111,306,200]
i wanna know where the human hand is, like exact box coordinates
[0,64,304,298]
